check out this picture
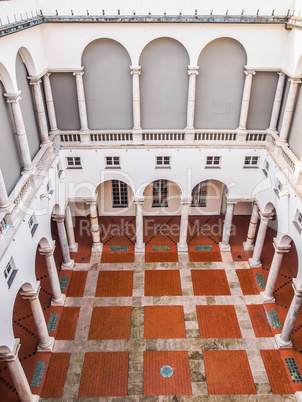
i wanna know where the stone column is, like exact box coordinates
[0,168,10,209]
[279,78,301,142]
[43,72,59,133]
[0,339,39,402]
[65,204,78,252]
[73,70,89,133]
[238,69,256,130]
[177,197,191,253]
[39,243,66,306]
[219,201,236,252]
[20,284,54,352]
[4,92,32,171]
[29,77,49,143]
[85,198,102,252]
[243,202,259,251]
[131,66,142,130]
[260,239,291,303]
[248,212,273,268]
[275,278,302,349]
[52,213,75,270]
[134,196,145,253]
[268,72,286,132]
[186,66,199,130]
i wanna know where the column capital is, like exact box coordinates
[226,199,237,206]
[180,196,192,205]
[187,66,199,75]
[273,238,291,254]
[244,68,256,76]
[73,70,84,77]
[277,71,285,78]
[38,241,55,257]
[130,66,141,75]
[292,278,302,297]
[28,77,42,85]
[52,213,66,223]
[289,77,301,85]
[133,196,145,205]
[260,211,274,221]
[4,91,22,103]
[0,339,21,362]
[45,71,52,78]
[20,282,40,301]
[84,197,97,206]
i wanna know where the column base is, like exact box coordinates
[177,243,188,253]
[51,294,66,307]
[61,259,74,270]
[242,241,254,251]
[135,243,145,254]
[69,242,79,252]
[274,333,293,349]
[132,128,143,145]
[37,336,55,352]
[184,128,195,145]
[92,243,103,253]
[295,391,302,402]
[219,242,231,252]
[32,395,40,402]
[259,291,275,304]
[248,257,262,268]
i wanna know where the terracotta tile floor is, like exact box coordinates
[2,215,302,401]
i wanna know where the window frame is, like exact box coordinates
[293,209,302,234]
[156,156,171,168]
[4,258,18,289]
[66,156,82,169]
[112,180,128,208]
[152,179,168,207]
[244,155,259,168]
[106,156,120,169]
[191,181,208,207]
[205,156,221,168]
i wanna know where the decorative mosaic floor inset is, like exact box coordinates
[195,245,213,251]
[59,275,69,291]
[47,313,59,332]
[30,361,46,386]
[285,358,302,383]
[255,273,266,289]
[268,310,282,329]
[152,246,171,251]
[110,246,128,251]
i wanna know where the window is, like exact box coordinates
[156,156,170,168]
[57,161,63,178]
[28,213,38,236]
[206,156,221,168]
[244,156,259,167]
[106,156,120,168]
[262,160,269,177]
[4,258,18,289]
[66,157,82,169]
[191,181,208,207]
[112,180,128,207]
[46,180,54,196]
[152,179,168,207]
[274,179,289,198]
[293,210,302,234]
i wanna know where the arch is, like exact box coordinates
[96,179,135,216]
[0,62,15,93]
[38,237,53,249]
[278,234,293,247]
[262,202,275,214]
[294,54,302,76]
[17,47,37,76]
[139,37,190,129]
[82,38,132,130]
[141,178,183,198]
[195,37,247,129]
[51,203,64,216]
[191,179,227,215]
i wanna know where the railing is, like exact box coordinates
[14,177,31,206]
[142,131,185,141]
[195,131,237,141]
[90,132,133,142]
[60,133,81,142]
[0,217,8,239]
[246,132,267,142]
[280,145,299,173]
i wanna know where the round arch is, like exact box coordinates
[190,179,227,216]
[0,62,15,93]
[96,178,135,216]
[294,54,302,76]
[17,47,37,76]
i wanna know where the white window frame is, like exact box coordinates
[112,180,128,208]
[4,258,18,289]
[156,156,171,168]
[57,161,63,178]
[274,179,289,198]
[152,179,168,207]
[244,156,259,168]
[46,180,54,196]
[191,181,208,207]
[28,213,38,237]
[66,156,82,169]
[262,159,269,177]
[206,156,221,168]
[106,156,120,168]
[293,210,302,234]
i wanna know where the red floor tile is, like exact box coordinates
[204,350,256,395]
[95,270,133,297]
[41,353,70,398]
[247,304,273,337]
[261,350,293,394]
[66,271,87,297]
[79,352,129,397]
[236,269,259,295]
[191,269,231,296]
[143,351,192,396]
[145,270,182,296]
[196,305,242,338]
[144,306,186,339]
[101,244,135,263]
[88,306,132,339]
[56,307,80,340]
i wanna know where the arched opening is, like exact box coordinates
[195,37,247,129]
[139,37,189,129]
[82,38,133,130]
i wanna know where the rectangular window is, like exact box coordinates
[106,156,120,168]
[244,156,259,167]
[191,181,208,207]
[57,162,63,178]
[28,213,38,236]
[112,180,128,208]
[66,157,82,169]
[293,210,302,234]
[46,181,54,196]
[4,258,18,289]
[152,179,168,207]
[262,160,269,177]
[206,156,221,168]
[156,156,170,168]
